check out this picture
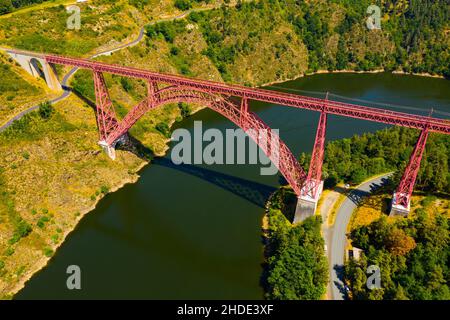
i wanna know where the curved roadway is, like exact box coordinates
[329,173,392,300]
[0,6,214,133]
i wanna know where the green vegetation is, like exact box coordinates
[0,93,146,298]
[38,101,54,119]
[299,127,450,192]
[127,0,149,10]
[145,20,187,43]
[176,0,450,82]
[0,100,77,142]
[263,188,328,299]
[155,121,171,138]
[100,185,109,194]
[177,102,191,118]
[0,0,51,15]
[43,247,53,257]
[0,0,448,301]
[8,219,32,245]
[4,247,14,256]
[0,0,13,15]
[169,45,192,75]
[174,0,192,11]
[0,2,133,56]
[345,212,450,300]
[120,77,133,93]
[72,70,95,101]
[36,215,50,229]
[173,0,210,11]
[0,53,47,125]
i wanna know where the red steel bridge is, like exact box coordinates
[8,50,450,220]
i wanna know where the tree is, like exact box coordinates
[155,121,170,138]
[335,37,348,70]
[345,211,450,300]
[0,0,13,15]
[350,167,367,184]
[178,102,191,118]
[38,101,54,119]
[174,0,191,11]
[120,78,132,92]
[385,228,416,256]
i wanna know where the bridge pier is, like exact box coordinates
[294,180,323,223]
[7,51,62,91]
[99,140,117,160]
[98,135,128,160]
[389,128,429,217]
[294,110,327,223]
[390,193,410,216]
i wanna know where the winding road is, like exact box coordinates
[0,5,219,133]
[329,173,392,300]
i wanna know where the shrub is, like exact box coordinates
[38,101,54,119]
[174,0,191,11]
[178,102,191,118]
[9,219,32,244]
[4,247,14,256]
[100,185,109,194]
[37,216,50,229]
[170,46,180,55]
[120,77,132,92]
[155,121,170,138]
[43,247,54,257]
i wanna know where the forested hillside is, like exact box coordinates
[150,0,449,84]
[2,0,449,84]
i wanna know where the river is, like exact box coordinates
[16,72,450,299]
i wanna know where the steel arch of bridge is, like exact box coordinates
[97,78,307,196]
[24,51,448,215]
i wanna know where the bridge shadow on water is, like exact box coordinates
[152,157,277,209]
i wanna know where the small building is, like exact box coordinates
[349,247,363,261]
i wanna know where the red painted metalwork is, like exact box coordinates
[301,111,327,199]
[147,80,157,108]
[93,71,119,141]
[393,128,429,208]
[43,53,450,135]
[25,50,447,199]
[104,86,307,194]
[240,97,248,126]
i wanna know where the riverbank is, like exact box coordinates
[0,96,213,299]
[0,94,150,299]
[2,160,149,299]
[263,68,445,88]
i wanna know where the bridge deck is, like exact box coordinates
[6,49,448,135]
